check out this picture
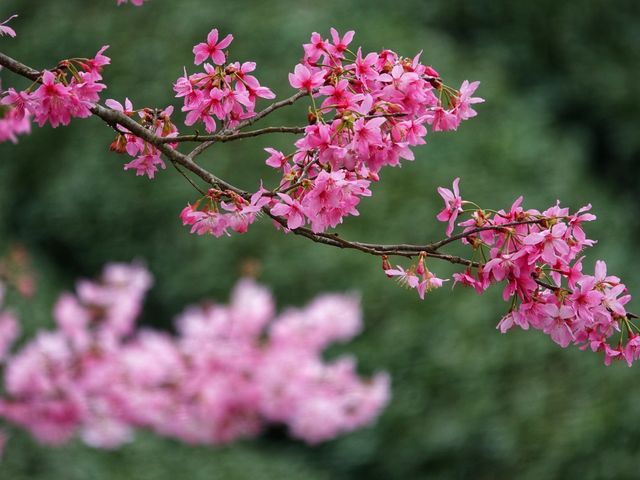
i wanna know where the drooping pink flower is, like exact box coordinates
[30,70,75,127]
[0,15,17,37]
[416,271,447,299]
[264,148,288,169]
[436,177,463,237]
[385,266,420,290]
[454,80,484,120]
[270,193,306,230]
[541,303,575,348]
[123,152,166,179]
[188,210,229,237]
[429,107,460,132]
[0,106,31,144]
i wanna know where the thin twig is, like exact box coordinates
[234,90,309,131]
[159,125,307,143]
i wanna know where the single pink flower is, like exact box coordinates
[328,28,355,57]
[193,29,233,65]
[303,32,328,62]
[436,177,463,237]
[288,65,325,92]
[454,80,484,120]
[271,193,306,230]
[385,266,420,290]
[264,148,288,169]
[105,98,134,115]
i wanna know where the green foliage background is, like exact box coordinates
[0,1,639,478]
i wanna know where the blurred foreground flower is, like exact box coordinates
[0,263,389,452]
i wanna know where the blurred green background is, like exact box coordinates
[1,0,639,478]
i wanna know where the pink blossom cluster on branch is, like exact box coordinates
[385,178,636,366]
[0,90,29,143]
[0,264,389,451]
[106,98,178,178]
[180,28,483,236]
[0,16,28,142]
[0,46,109,128]
[175,29,275,133]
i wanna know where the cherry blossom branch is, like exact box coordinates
[0,52,243,194]
[0,53,580,268]
[0,51,488,264]
[2,26,637,368]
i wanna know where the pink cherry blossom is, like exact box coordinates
[288,64,325,92]
[441,189,635,365]
[327,28,355,58]
[270,193,306,230]
[385,265,420,289]
[303,32,328,63]
[454,80,484,120]
[123,153,165,179]
[193,29,233,65]
[436,177,463,236]
[264,148,288,169]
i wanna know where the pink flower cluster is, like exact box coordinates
[176,28,482,236]
[0,263,389,449]
[106,98,178,179]
[179,187,270,237]
[263,29,482,234]
[0,14,29,145]
[174,29,275,133]
[0,96,30,143]
[1,46,110,129]
[396,178,635,366]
